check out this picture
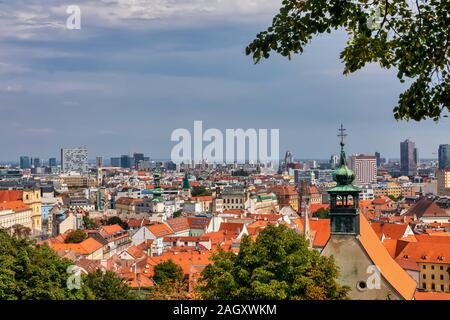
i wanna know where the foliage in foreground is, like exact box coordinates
[197,224,349,300]
[246,0,449,121]
[0,229,138,300]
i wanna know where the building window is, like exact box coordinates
[440,275,444,280]
[422,265,426,269]
[423,283,426,289]
[440,266,444,270]
[441,285,445,292]
[431,283,435,290]
[431,265,435,270]
[431,274,435,280]
[423,274,426,279]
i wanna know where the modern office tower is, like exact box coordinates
[438,144,450,169]
[110,157,121,167]
[414,147,419,167]
[330,154,339,169]
[375,152,381,167]
[400,139,417,176]
[61,147,88,173]
[349,155,377,186]
[96,157,103,168]
[120,155,133,168]
[133,153,144,169]
[20,156,31,169]
[49,158,57,168]
[33,157,41,168]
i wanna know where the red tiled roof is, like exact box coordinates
[309,219,331,248]
[370,222,410,240]
[0,200,30,212]
[415,292,450,300]
[147,223,173,238]
[0,190,23,202]
[166,217,190,232]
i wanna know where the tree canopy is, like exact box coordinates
[64,230,87,243]
[191,186,212,197]
[153,260,184,285]
[197,224,349,300]
[0,229,138,300]
[246,0,449,121]
[105,216,129,230]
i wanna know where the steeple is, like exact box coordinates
[327,125,361,235]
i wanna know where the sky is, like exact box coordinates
[0,0,448,162]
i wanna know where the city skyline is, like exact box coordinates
[0,1,448,161]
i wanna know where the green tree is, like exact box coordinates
[173,210,182,218]
[83,269,139,300]
[246,0,449,121]
[153,260,184,285]
[64,230,87,244]
[83,216,97,229]
[313,208,330,219]
[105,216,129,230]
[0,229,92,300]
[197,224,349,300]
[191,186,212,197]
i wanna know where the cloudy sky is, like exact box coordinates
[0,0,448,162]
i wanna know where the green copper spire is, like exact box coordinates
[152,162,163,202]
[328,124,360,235]
[182,172,190,190]
[332,124,355,187]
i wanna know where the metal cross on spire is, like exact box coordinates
[338,124,347,147]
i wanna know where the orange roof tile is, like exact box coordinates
[147,223,173,238]
[359,214,417,300]
[0,200,30,212]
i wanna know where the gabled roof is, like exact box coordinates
[309,219,331,248]
[370,222,410,241]
[100,224,124,236]
[166,217,190,233]
[49,237,103,255]
[405,197,449,218]
[146,223,173,238]
[359,214,417,300]
[186,216,211,229]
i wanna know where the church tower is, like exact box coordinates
[322,125,417,300]
[327,124,361,235]
[182,172,191,198]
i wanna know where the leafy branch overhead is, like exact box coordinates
[246,0,449,121]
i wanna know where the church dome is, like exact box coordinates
[333,164,355,186]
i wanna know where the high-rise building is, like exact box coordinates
[120,155,133,168]
[61,148,88,173]
[110,157,121,167]
[400,139,417,176]
[20,156,31,169]
[375,152,381,167]
[49,158,57,168]
[438,144,450,169]
[133,153,144,169]
[96,157,103,168]
[330,154,339,169]
[349,155,377,186]
[33,157,41,168]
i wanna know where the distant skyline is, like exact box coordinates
[1,1,448,161]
